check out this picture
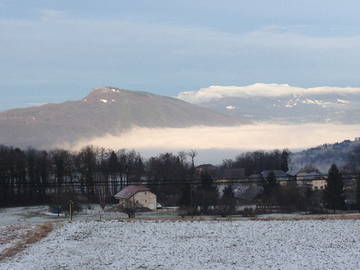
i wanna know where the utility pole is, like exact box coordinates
[69,200,73,222]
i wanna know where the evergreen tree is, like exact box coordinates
[220,185,236,216]
[356,175,360,212]
[323,164,345,212]
[196,172,218,213]
[280,150,290,172]
[178,183,192,208]
[262,171,280,205]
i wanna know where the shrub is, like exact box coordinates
[49,192,82,214]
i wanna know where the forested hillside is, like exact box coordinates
[290,138,360,173]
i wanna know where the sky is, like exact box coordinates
[1,0,360,110]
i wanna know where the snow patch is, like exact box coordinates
[225,105,236,110]
[337,99,350,104]
[177,83,360,103]
[301,99,331,108]
[99,99,108,104]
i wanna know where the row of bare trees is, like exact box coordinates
[0,145,201,207]
[0,145,145,206]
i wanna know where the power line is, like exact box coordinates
[0,174,358,187]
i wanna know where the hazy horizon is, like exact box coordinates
[58,123,360,164]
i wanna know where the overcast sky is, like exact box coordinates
[1,0,360,110]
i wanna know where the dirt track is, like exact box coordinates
[0,222,55,261]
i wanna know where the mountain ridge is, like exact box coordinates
[178,84,360,124]
[0,86,243,148]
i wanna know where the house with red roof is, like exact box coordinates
[114,185,157,210]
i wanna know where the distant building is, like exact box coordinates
[114,185,157,210]
[195,164,217,177]
[296,169,327,190]
[215,168,246,196]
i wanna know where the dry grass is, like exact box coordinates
[0,224,36,245]
[116,214,360,222]
[249,214,360,221]
[0,222,54,261]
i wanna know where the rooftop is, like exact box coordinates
[114,185,150,200]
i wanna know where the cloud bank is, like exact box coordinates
[177,83,360,103]
[68,124,360,153]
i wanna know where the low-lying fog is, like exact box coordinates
[65,123,360,164]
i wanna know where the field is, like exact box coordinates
[1,219,360,270]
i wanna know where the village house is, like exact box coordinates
[215,168,246,196]
[296,169,327,190]
[114,185,157,210]
[195,164,217,177]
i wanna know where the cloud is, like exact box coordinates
[66,123,360,153]
[177,83,360,103]
[1,10,360,98]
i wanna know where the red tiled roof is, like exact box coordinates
[114,185,150,199]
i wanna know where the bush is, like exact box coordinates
[49,192,82,214]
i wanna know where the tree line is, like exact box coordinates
[221,149,290,176]
[0,145,144,206]
[0,145,203,207]
[1,144,359,215]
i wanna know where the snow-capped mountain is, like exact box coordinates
[177,83,360,123]
[0,87,243,148]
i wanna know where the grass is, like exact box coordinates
[115,213,360,222]
[249,214,360,221]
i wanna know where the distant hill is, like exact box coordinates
[290,138,360,173]
[0,87,243,148]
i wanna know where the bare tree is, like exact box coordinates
[187,150,197,168]
[121,199,139,218]
[222,159,233,169]
[97,186,107,211]
[95,173,107,211]
[178,151,187,165]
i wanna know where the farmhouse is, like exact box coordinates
[296,169,327,190]
[114,185,157,210]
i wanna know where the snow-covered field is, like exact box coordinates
[0,224,36,255]
[0,205,128,226]
[0,206,60,226]
[1,219,360,270]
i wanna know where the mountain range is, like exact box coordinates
[0,87,242,148]
[177,83,360,123]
